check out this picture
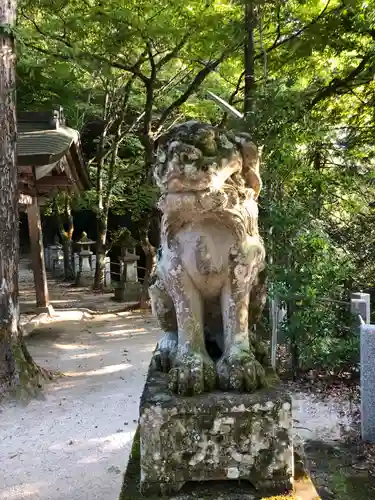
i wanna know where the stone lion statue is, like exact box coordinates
[149,121,269,396]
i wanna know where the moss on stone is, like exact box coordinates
[119,428,316,500]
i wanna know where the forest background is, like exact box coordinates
[15,0,375,375]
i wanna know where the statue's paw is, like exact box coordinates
[152,332,178,373]
[216,345,266,392]
[168,344,216,396]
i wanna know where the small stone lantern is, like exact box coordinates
[47,235,63,272]
[121,248,140,282]
[75,231,95,286]
[113,248,141,302]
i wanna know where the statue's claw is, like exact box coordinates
[168,343,216,396]
[152,332,178,373]
[216,345,266,392]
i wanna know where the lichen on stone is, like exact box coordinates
[139,364,294,496]
[149,121,273,397]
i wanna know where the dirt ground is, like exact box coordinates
[0,311,160,500]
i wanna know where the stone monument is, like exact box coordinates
[140,121,294,496]
[75,231,95,286]
[45,236,64,274]
[113,248,141,302]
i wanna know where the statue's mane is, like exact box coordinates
[154,121,262,245]
[159,178,259,245]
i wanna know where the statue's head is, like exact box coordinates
[154,121,261,200]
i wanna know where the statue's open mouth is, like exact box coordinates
[166,174,211,194]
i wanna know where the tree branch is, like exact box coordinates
[309,54,373,108]
[21,14,150,84]
[155,45,239,130]
[20,10,73,48]
[143,41,157,139]
[217,71,244,127]
[155,33,190,70]
[264,0,335,56]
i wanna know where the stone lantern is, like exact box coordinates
[45,235,63,273]
[121,248,140,282]
[113,247,141,302]
[75,231,95,286]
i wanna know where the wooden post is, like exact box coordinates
[27,197,50,310]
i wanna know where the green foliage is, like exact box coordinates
[17,0,375,370]
[109,227,137,248]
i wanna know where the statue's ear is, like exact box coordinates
[234,133,262,200]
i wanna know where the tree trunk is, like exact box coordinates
[139,216,156,309]
[244,1,256,118]
[0,0,46,396]
[55,197,75,281]
[61,235,74,281]
[313,145,323,217]
[56,214,75,281]
[287,299,299,381]
[27,198,50,308]
[139,130,158,309]
[94,212,108,290]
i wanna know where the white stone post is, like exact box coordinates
[104,257,111,286]
[73,253,79,276]
[360,323,375,442]
[351,292,371,324]
[351,292,374,442]
[52,248,64,276]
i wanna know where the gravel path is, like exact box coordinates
[0,311,159,500]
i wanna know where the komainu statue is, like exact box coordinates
[149,121,269,396]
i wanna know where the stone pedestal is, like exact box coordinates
[113,282,142,302]
[75,249,93,286]
[45,244,63,271]
[113,250,141,302]
[73,253,111,286]
[360,323,375,443]
[120,249,139,283]
[139,364,294,497]
[52,251,64,277]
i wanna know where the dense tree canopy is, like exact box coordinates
[15,0,375,371]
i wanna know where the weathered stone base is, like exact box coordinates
[113,282,142,302]
[139,363,294,497]
[119,428,317,500]
[74,271,93,287]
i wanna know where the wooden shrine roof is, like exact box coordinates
[18,110,91,204]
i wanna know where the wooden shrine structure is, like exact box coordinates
[18,109,90,310]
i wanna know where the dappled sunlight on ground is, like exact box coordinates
[52,342,93,350]
[65,362,132,377]
[95,328,148,336]
[0,312,160,500]
[68,351,109,360]
[2,482,47,500]
[19,278,139,314]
